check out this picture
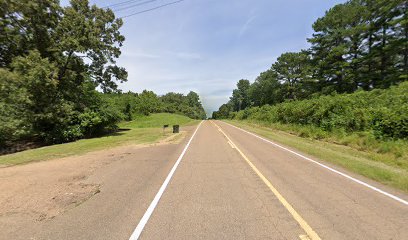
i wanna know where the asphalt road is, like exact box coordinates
[5,121,408,239]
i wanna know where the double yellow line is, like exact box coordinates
[210,121,321,240]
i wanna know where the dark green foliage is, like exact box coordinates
[0,51,123,144]
[100,91,139,120]
[160,91,206,119]
[212,103,232,119]
[0,0,126,147]
[232,83,408,140]
[0,68,30,145]
[137,90,162,116]
[272,51,314,100]
[229,79,251,111]
[0,0,127,91]
[124,103,132,121]
[184,91,207,119]
[309,0,407,91]
[248,69,284,107]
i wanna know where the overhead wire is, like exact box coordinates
[118,0,185,18]
[102,0,145,9]
[112,0,160,12]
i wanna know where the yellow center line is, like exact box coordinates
[210,120,321,240]
[227,140,235,149]
[300,234,312,240]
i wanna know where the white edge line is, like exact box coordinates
[129,121,203,240]
[221,121,408,206]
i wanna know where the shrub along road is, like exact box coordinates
[1,121,407,240]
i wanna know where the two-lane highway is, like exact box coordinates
[135,121,309,239]
[132,120,408,239]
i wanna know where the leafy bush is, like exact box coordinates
[372,106,408,140]
[233,82,408,140]
[40,101,122,144]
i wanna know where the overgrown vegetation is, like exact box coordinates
[0,0,206,152]
[232,83,407,140]
[226,83,408,163]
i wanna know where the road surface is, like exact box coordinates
[2,121,407,240]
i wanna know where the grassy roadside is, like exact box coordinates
[224,120,408,193]
[0,113,198,166]
[121,112,199,128]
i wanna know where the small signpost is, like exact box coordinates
[163,124,169,134]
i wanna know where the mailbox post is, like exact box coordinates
[173,125,179,133]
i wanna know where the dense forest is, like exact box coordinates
[213,0,407,139]
[0,0,205,149]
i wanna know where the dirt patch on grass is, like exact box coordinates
[0,150,108,223]
[0,132,187,229]
[0,132,185,226]
[158,131,187,145]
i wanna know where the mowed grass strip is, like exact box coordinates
[121,113,199,128]
[225,120,408,193]
[0,113,198,166]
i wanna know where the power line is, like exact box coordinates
[112,0,160,12]
[102,0,144,9]
[119,0,185,18]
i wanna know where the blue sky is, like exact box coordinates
[75,0,346,115]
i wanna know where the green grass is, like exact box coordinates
[239,120,408,168]
[0,113,198,166]
[120,113,199,128]
[225,120,408,193]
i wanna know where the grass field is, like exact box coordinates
[225,120,408,193]
[0,113,198,166]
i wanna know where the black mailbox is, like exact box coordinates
[163,124,169,134]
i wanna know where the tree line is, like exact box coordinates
[213,0,407,119]
[0,0,205,149]
[102,90,207,122]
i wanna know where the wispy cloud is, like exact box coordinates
[238,14,256,37]
[132,52,161,59]
[175,52,202,60]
